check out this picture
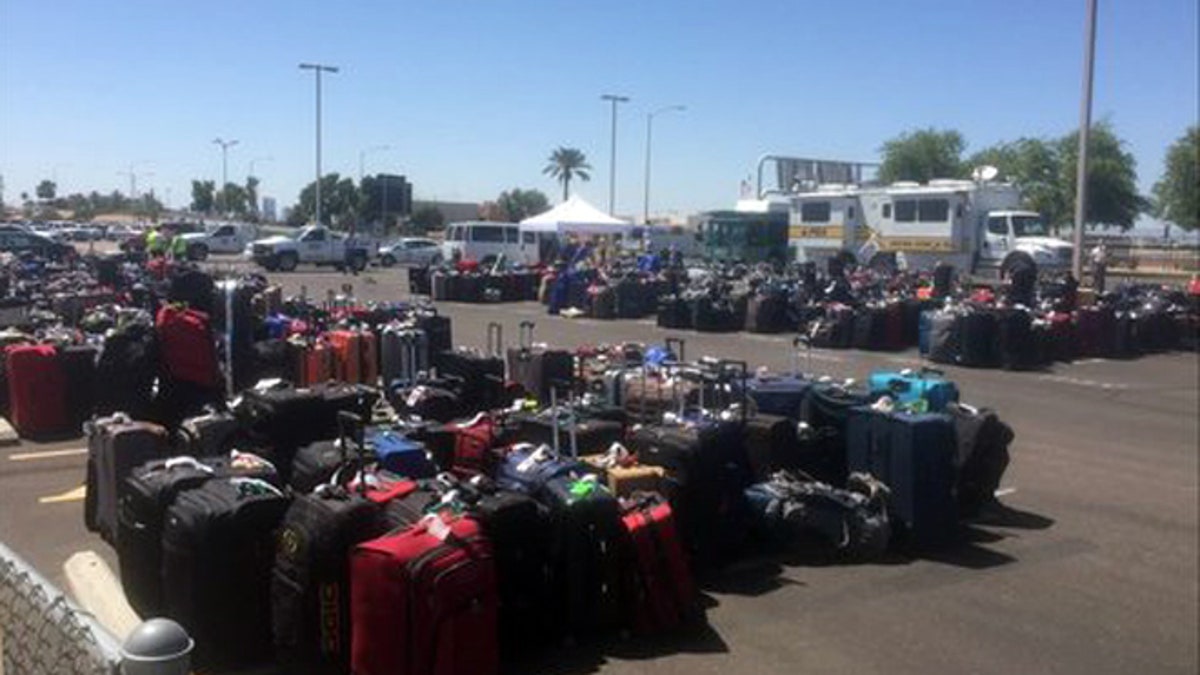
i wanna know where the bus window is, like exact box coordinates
[800,201,831,223]
[918,199,949,222]
[504,227,518,243]
[894,200,917,222]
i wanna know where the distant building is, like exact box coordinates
[261,197,277,222]
[412,200,481,223]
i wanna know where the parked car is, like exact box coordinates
[377,237,442,267]
[0,225,74,259]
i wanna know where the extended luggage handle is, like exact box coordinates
[664,337,686,364]
[793,335,812,377]
[486,322,503,358]
[548,378,579,458]
[518,320,535,352]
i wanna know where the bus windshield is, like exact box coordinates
[1011,215,1049,237]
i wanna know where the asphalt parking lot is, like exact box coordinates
[2,257,1196,674]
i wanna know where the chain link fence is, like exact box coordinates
[0,541,121,675]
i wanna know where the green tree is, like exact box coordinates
[878,128,968,184]
[36,179,57,202]
[496,188,549,222]
[296,173,360,227]
[410,205,444,233]
[1056,122,1148,231]
[217,182,249,215]
[1152,126,1198,232]
[191,180,216,213]
[542,147,592,200]
[969,137,1071,230]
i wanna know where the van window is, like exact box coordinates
[470,225,504,243]
[504,227,518,243]
[894,200,917,222]
[987,216,1008,235]
[800,201,831,223]
[522,232,536,244]
[918,199,950,222]
[447,226,464,242]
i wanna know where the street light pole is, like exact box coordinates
[601,94,630,215]
[299,63,340,226]
[1071,0,1098,281]
[213,138,239,215]
[643,105,686,225]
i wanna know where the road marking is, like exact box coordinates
[1036,374,1128,391]
[39,484,86,504]
[9,447,88,461]
[1074,358,1109,365]
[994,487,1018,497]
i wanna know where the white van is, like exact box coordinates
[442,221,553,266]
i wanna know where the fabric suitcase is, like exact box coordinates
[168,267,216,315]
[619,494,697,634]
[162,476,290,668]
[5,344,69,438]
[507,321,575,402]
[798,383,875,485]
[272,486,388,674]
[365,427,437,478]
[867,369,960,412]
[512,409,624,458]
[745,293,788,334]
[179,408,241,457]
[656,295,692,329]
[541,475,625,639]
[944,403,1014,518]
[94,322,158,419]
[380,325,429,389]
[851,306,887,351]
[745,373,812,419]
[84,414,170,544]
[118,451,279,617]
[156,305,220,388]
[239,384,377,463]
[995,308,1040,370]
[1075,306,1116,357]
[328,330,366,384]
[743,413,799,481]
[434,349,505,411]
[61,344,99,433]
[350,514,499,675]
[414,312,453,357]
[590,286,617,319]
[958,310,1001,368]
[494,445,585,495]
[389,382,464,423]
[927,310,961,364]
[846,409,957,546]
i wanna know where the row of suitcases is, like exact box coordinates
[429,270,541,303]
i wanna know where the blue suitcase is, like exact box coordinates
[918,310,934,355]
[745,337,814,419]
[867,368,960,412]
[495,445,587,496]
[846,408,956,546]
[364,428,437,478]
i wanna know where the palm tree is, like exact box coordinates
[542,147,592,201]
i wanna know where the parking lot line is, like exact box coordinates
[9,448,88,462]
[38,485,86,504]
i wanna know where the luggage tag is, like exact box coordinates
[422,512,454,542]
[568,473,601,501]
[516,445,554,473]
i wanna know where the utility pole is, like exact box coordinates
[213,138,239,215]
[1072,0,1098,281]
[299,63,340,226]
[643,105,686,225]
[601,93,630,215]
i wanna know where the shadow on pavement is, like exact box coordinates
[505,619,730,675]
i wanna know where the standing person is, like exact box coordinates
[1090,242,1108,294]
[343,224,359,277]
[170,226,189,261]
[145,224,164,258]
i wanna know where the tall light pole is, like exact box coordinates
[601,93,630,215]
[1071,0,1098,281]
[643,105,686,225]
[212,138,239,215]
[117,162,152,199]
[299,62,340,226]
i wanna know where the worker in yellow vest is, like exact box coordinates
[170,227,190,261]
[145,225,166,257]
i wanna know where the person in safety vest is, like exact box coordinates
[145,225,165,257]
[170,226,190,261]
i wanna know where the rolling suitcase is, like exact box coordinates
[94,322,158,419]
[350,514,499,675]
[380,325,429,389]
[589,285,617,320]
[743,412,799,481]
[5,344,69,438]
[506,321,575,403]
[745,337,813,419]
[179,407,242,457]
[846,408,957,546]
[867,367,960,412]
[414,310,452,357]
[944,403,1014,518]
[84,414,170,544]
[328,330,365,384]
[619,494,697,635]
[656,295,692,329]
[1075,306,1116,357]
[927,309,962,364]
[958,310,1001,368]
[60,344,98,433]
[365,427,437,479]
[995,307,1040,370]
[118,451,279,618]
[434,323,506,411]
[162,476,291,668]
[156,305,220,389]
[272,484,388,674]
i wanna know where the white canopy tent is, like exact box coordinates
[520,196,633,235]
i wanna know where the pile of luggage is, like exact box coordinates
[77,294,1016,672]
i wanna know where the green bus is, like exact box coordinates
[696,210,789,264]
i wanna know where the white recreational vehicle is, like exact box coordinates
[741,156,1073,276]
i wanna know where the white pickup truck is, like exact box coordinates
[246,225,371,272]
[179,222,258,260]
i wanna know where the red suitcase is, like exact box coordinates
[360,331,379,386]
[292,338,334,386]
[5,345,68,438]
[351,514,498,675]
[620,494,697,635]
[156,306,219,388]
[445,415,501,479]
[328,331,363,384]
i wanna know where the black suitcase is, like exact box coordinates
[541,474,625,639]
[945,403,1014,518]
[179,407,242,457]
[745,293,788,334]
[797,382,874,485]
[434,322,506,411]
[117,452,280,618]
[743,413,798,481]
[239,384,377,474]
[614,278,645,318]
[927,310,961,365]
[95,322,158,419]
[958,310,1001,368]
[1112,312,1140,359]
[590,286,617,319]
[657,295,692,329]
[169,267,216,315]
[414,311,452,357]
[271,485,387,674]
[507,321,575,403]
[162,476,291,668]
[60,344,98,433]
[512,408,625,457]
[995,308,1040,370]
[846,408,957,546]
[466,483,553,657]
[851,306,887,351]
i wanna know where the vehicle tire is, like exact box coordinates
[278,252,299,272]
[350,253,368,273]
[380,254,396,267]
[190,244,209,261]
[868,252,897,274]
[1000,252,1035,280]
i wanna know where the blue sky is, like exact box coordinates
[0,0,1195,220]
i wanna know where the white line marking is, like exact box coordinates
[994,487,1018,497]
[9,448,88,461]
[1036,374,1128,391]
